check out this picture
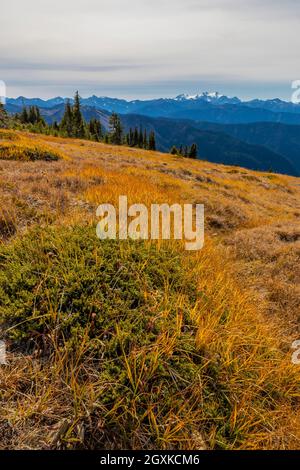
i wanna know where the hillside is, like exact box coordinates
[193,121,300,175]
[6,102,299,177]
[120,114,298,176]
[0,130,300,450]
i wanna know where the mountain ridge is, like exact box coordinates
[4,94,300,177]
[6,91,300,114]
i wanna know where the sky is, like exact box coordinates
[1,0,300,100]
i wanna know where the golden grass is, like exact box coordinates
[0,133,68,162]
[0,130,300,450]
[0,129,21,141]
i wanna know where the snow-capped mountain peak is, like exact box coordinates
[174,91,225,101]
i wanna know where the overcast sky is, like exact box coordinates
[1,0,300,100]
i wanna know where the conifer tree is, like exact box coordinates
[138,127,144,148]
[89,118,102,141]
[170,146,178,155]
[129,128,134,146]
[133,127,139,147]
[126,128,135,146]
[109,112,123,145]
[27,106,45,126]
[143,129,148,149]
[0,101,8,128]
[189,143,198,159]
[60,100,73,136]
[28,106,35,124]
[96,119,102,141]
[20,106,29,124]
[72,91,85,138]
[148,131,156,151]
[35,106,45,126]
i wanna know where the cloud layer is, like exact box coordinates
[1,0,299,99]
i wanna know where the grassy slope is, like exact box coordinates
[0,131,299,449]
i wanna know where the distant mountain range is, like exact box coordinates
[7,92,300,122]
[4,92,300,176]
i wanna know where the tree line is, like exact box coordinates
[7,91,199,158]
[170,144,198,159]
[125,126,156,150]
[17,105,46,127]
[13,91,157,150]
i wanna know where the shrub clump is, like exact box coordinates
[0,129,20,141]
[0,225,299,450]
[0,226,211,448]
[0,140,64,161]
[0,225,191,345]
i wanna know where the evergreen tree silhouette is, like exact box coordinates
[72,91,85,138]
[60,100,73,136]
[133,127,139,147]
[109,112,123,145]
[0,101,8,128]
[148,131,156,151]
[20,106,29,124]
[189,143,198,159]
[143,129,148,149]
[89,118,102,141]
[138,126,144,148]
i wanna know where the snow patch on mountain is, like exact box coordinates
[175,91,225,101]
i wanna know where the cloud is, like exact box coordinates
[0,61,148,72]
[0,0,300,99]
